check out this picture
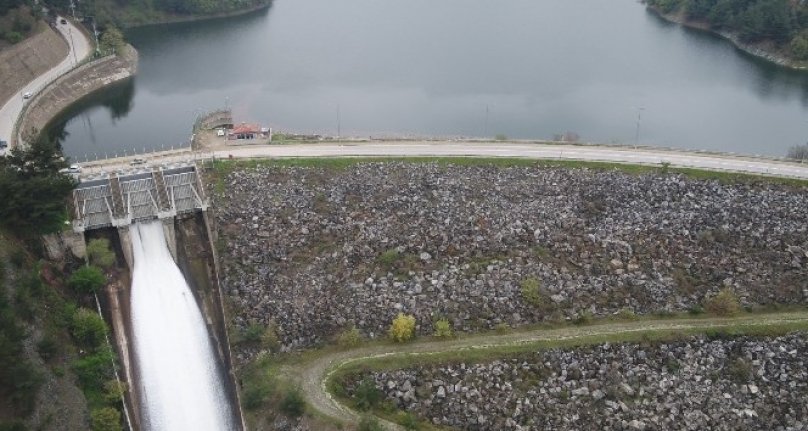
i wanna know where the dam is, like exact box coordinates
[70,162,243,431]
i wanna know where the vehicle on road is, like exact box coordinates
[60,18,67,24]
[130,158,147,166]
[22,92,32,99]
[67,164,81,173]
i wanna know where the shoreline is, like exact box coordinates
[121,2,271,29]
[646,6,807,71]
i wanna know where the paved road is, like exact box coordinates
[287,312,808,430]
[209,141,808,179]
[0,17,92,149]
[75,141,808,181]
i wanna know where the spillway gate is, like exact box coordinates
[71,163,209,232]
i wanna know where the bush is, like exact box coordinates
[68,266,106,294]
[73,347,114,390]
[103,379,126,404]
[242,382,270,410]
[398,411,420,430]
[433,318,453,338]
[704,288,741,316]
[378,248,400,268]
[337,325,362,347]
[388,313,416,343]
[71,308,108,350]
[728,357,753,383]
[521,277,552,310]
[86,239,116,268]
[357,415,384,431]
[279,388,306,418]
[90,407,121,431]
[354,378,382,411]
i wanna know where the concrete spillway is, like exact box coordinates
[130,221,236,431]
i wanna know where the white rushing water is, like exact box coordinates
[130,221,236,431]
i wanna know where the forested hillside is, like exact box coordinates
[646,0,808,61]
[47,0,270,27]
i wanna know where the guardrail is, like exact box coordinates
[12,49,113,146]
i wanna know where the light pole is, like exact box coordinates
[634,107,645,148]
[67,27,78,65]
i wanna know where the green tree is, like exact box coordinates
[354,378,382,411]
[279,388,306,418]
[71,308,108,350]
[68,266,106,294]
[0,134,75,234]
[99,27,124,54]
[90,407,121,431]
[86,238,116,268]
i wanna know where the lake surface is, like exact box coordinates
[52,0,808,159]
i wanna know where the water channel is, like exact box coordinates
[130,221,237,430]
[51,0,808,158]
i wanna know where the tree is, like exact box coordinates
[68,266,106,294]
[86,238,116,268]
[388,313,416,343]
[279,388,306,418]
[90,407,121,431]
[71,308,108,349]
[0,134,75,235]
[99,27,124,55]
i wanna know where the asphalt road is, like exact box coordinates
[206,141,808,179]
[0,17,92,149]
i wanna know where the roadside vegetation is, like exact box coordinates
[0,1,39,46]
[0,135,125,429]
[646,0,808,62]
[53,0,270,28]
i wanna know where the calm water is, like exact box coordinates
[52,0,808,159]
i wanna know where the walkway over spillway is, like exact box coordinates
[71,163,208,233]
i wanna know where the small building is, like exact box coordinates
[227,123,270,141]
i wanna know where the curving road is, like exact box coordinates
[287,312,808,430]
[0,17,92,150]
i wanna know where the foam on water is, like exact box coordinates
[130,221,235,431]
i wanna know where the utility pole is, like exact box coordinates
[337,104,341,138]
[485,105,489,138]
[69,0,76,19]
[634,107,645,148]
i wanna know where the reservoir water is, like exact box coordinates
[130,222,237,431]
[52,0,808,158]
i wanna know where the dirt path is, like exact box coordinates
[285,311,808,429]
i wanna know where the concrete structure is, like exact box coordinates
[71,163,208,232]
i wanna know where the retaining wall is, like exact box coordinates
[15,44,138,146]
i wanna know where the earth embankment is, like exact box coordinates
[214,161,808,361]
[0,25,67,107]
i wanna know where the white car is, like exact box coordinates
[216,128,226,137]
[22,92,32,99]
[67,164,81,173]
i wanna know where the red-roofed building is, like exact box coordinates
[227,123,271,141]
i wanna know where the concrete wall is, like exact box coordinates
[15,44,138,146]
[0,25,68,107]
